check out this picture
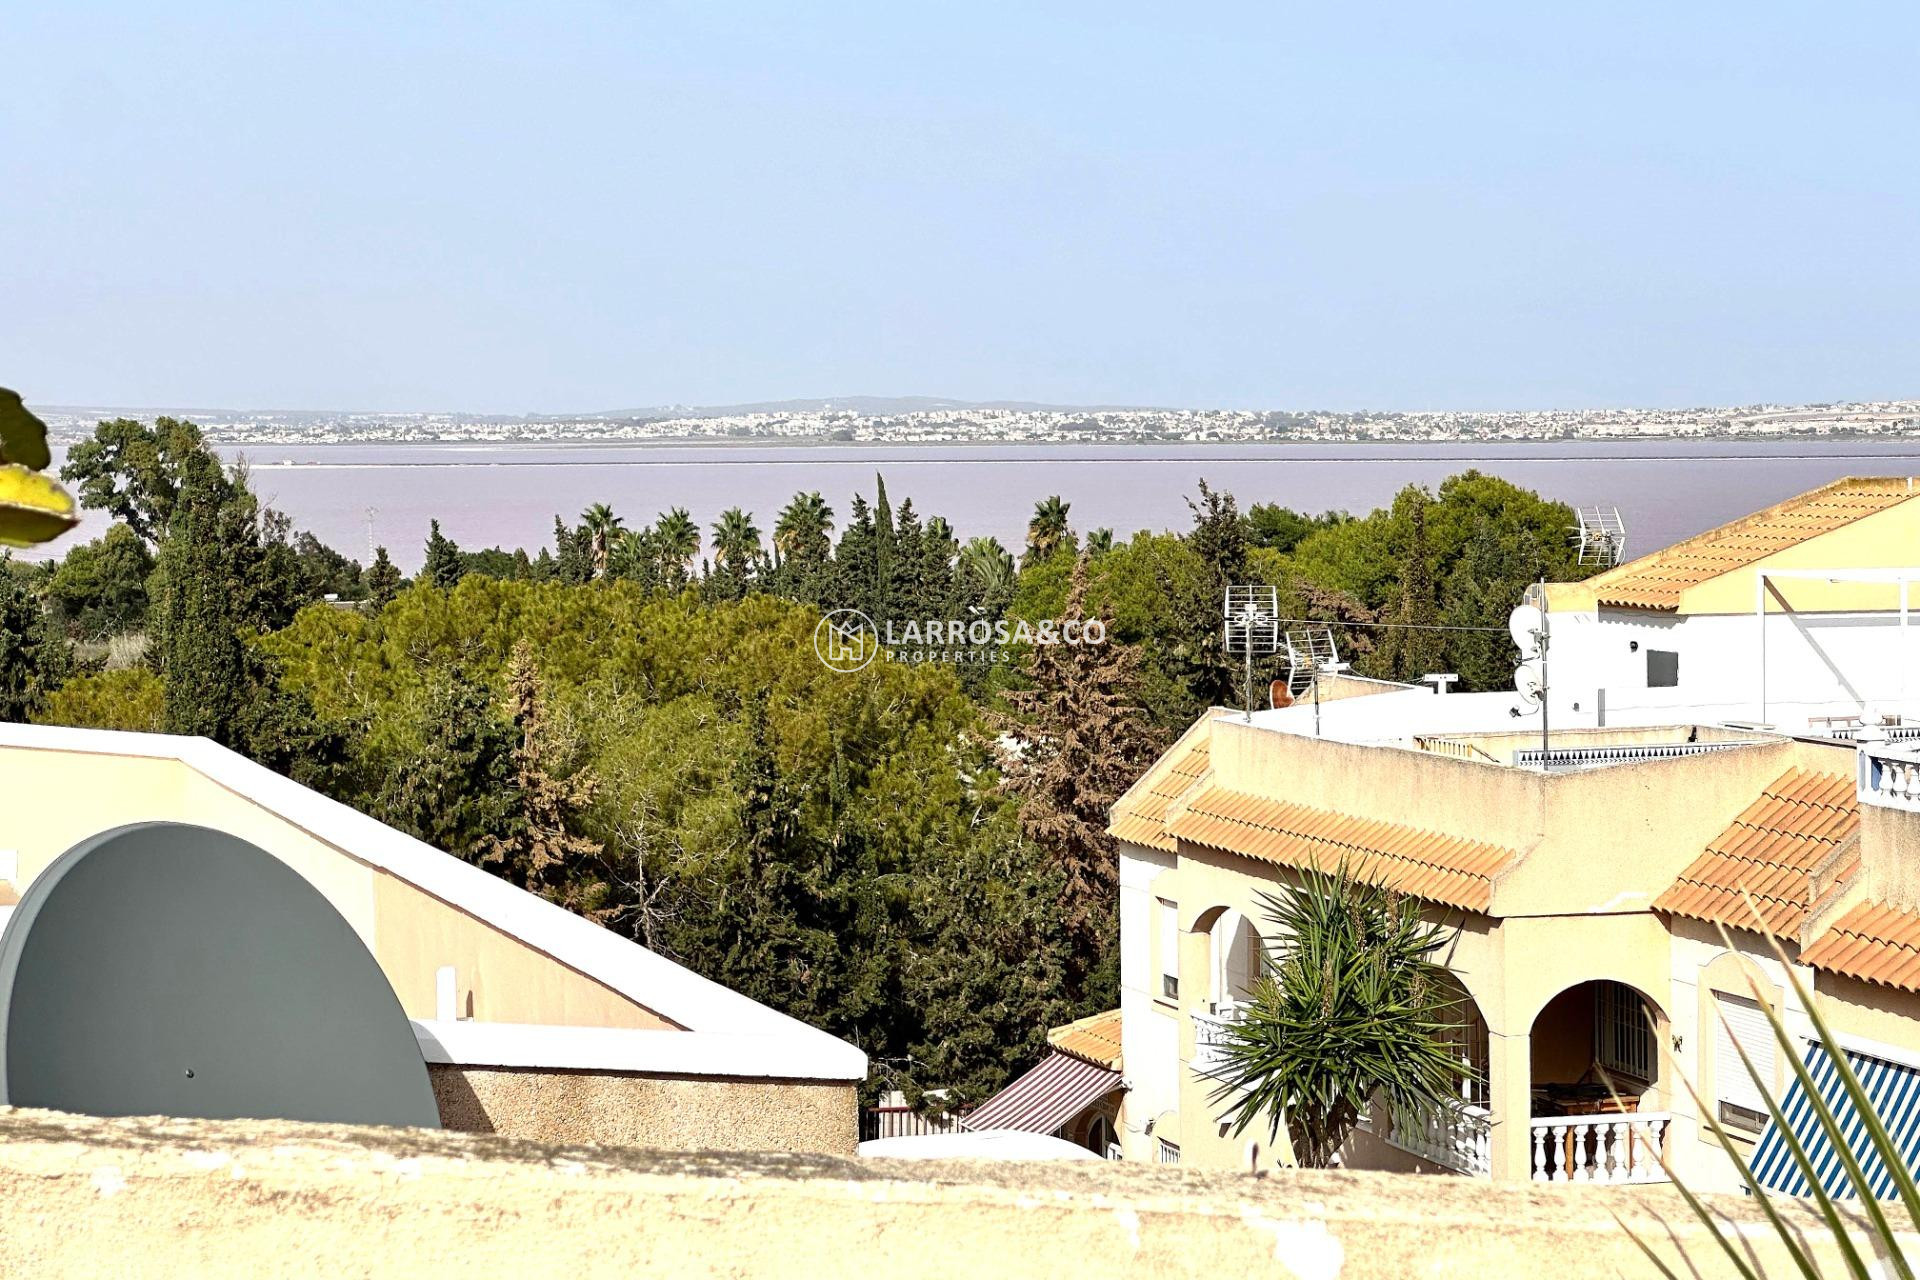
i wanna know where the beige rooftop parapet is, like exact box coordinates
[0,1106,1900,1278]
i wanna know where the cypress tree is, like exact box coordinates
[422,519,464,589]
[365,546,403,609]
[155,450,248,742]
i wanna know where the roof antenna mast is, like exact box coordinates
[1572,506,1628,568]
[1284,626,1346,738]
[1509,584,1551,763]
[1223,585,1281,723]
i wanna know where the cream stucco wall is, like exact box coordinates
[0,742,668,1032]
[428,1066,857,1154]
[0,1107,1894,1280]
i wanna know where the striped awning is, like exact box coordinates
[1752,1040,1920,1200]
[963,1050,1122,1136]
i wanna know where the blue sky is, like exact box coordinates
[4,2,1917,412]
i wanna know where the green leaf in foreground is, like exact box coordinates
[0,463,80,546]
[0,388,53,472]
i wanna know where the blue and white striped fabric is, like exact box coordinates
[1751,1040,1920,1200]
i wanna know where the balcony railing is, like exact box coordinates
[1530,1113,1672,1184]
[1191,1007,1238,1076]
[1387,1103,1491,1177]
[1512,742,1748,772]
[1860,744,1920,813]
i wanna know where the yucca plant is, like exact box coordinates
[1634,915,1918,1279]
[1210,864,1473,1167]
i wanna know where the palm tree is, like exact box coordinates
[607,527,653,581]
[711,507,762,572]
[654,507,700,578]
[1212,864,1472,1167]
[960,536,1016,596]
[580,503,624,579]
[1025,495,1072,565]
[1086,528,1114,556]
[773,492,834,561]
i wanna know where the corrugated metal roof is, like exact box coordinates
[1653,768,1859,935]
[1108,725,1213,851]
[1802,902,1920,994]
[1164,783,1519,912]
[962,1051,1122,1136]
[1582,478,1917,611]
[1047,1008,1122,1071]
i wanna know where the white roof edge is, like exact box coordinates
[0,724,866,1073]
[412,1020,866,1082]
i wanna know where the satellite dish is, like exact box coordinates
[1509,605,1544,657]
[1513,661,1544,706]
[0,822,440,1129]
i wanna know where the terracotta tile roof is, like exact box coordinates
[1802,902,1920,994]
[1047,1008,1122,1071]
[1164,783,1520,912]
[1584,478,1918,611]
[1653,768,1860,934]
[1108,729,1212,851]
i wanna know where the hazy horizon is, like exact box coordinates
[9,3,1920,412]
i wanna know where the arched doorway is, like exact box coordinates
[1380,970,1492,1176]
[1527,979,1670,1183]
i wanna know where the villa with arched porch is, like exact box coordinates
[1113,702,1920,1188]
[1111,481,1920,1191]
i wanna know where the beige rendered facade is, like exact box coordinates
[0,723,865,1154]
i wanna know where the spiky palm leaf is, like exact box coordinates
[1212,864,1473,1167]
[1640,912,1920,1280]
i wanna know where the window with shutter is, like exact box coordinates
[1157,898,1179,1001]
[1594,981,1655,1082]
[1715,992,1776,1132]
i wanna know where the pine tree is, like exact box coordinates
[1000,553,1164,1007]
[479,640,607,914]
[375,666,516,857]
[0,571,62,722]
[422,519,464,589]
[365,546,403,610]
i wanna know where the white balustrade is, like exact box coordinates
[1387,1103,1491,1177]
[1861,746,1920,813]
[1190,1005,1240,1076]
[1529,1113,1672,1184]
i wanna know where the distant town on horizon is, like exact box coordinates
[32,395,1920,448]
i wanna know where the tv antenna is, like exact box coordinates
[1572,506,1627,567]
[1223,586,1282,722]
[1508,583,1551,761]
[365,506,378,564]
[1284,626,1347,738]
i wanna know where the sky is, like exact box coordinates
[4,2,1918,414]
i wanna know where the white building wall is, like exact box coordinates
[1117,842,1178,1162]
[1667,924,1820,1194]
[1545,608,1920,735]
